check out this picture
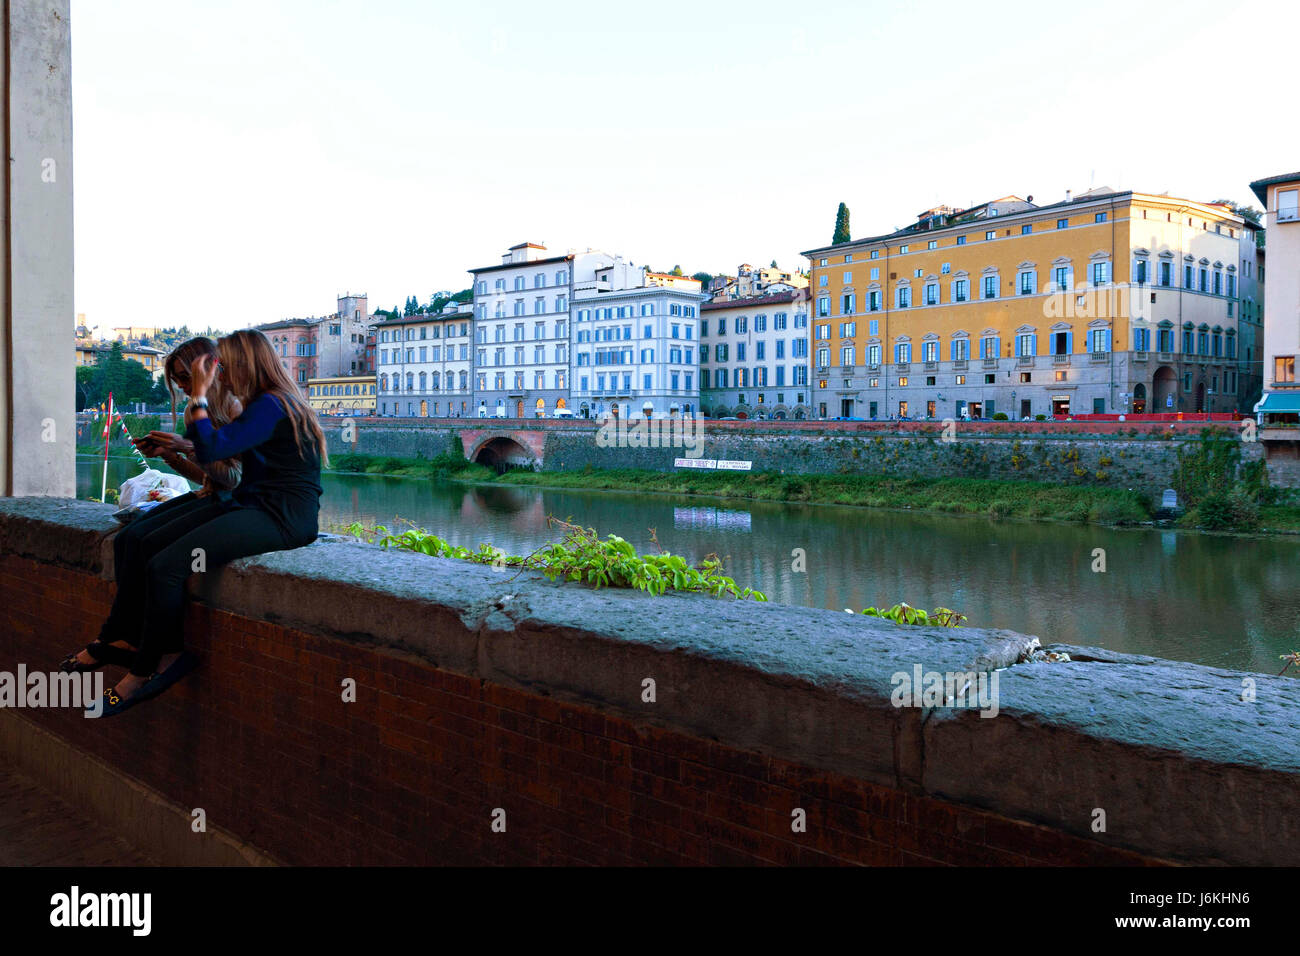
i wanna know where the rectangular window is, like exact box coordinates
[1021,224,1032,235]
[1276,356,1296,383]
[982,275,998,299]
[1057,218,1069,229]
[1160,261,1172,287]
[1095,212,1107,223]
[1278,189,1299,222]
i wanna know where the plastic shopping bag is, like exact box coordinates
[118,468,191,508]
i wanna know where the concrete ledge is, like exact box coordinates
[2,497,1298,865]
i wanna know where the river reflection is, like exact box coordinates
[78,458,1300,675]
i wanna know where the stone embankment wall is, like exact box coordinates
[317,419,1272,498]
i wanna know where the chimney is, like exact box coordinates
[1066,189,1072,203]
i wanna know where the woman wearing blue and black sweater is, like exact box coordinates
[60,337,243,674]
[89,329,325,717]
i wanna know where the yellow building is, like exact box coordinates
[308,374,377,416]
[801,189,1256,420]
[75,343,167,379]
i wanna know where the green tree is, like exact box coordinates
[430,288,474,313]
[770,259,779,269]
[90,342,156,407]
[833,202,851,244]
[75,365,98,411]
[691,271,713,289]
[670,265,684,277]
[148,377,173,406]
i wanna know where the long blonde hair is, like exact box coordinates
[217,329,327,466]
[165,338,239,429]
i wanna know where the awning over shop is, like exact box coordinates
[1255,392,1300,414]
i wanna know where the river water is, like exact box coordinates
[79,457,1300,675]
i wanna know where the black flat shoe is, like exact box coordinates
[87,652,200,719]
[58,641,139,674]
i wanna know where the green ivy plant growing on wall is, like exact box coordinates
[343,517,768,601]
[845,604,967,627]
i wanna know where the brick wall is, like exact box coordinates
[0,554,1159,866]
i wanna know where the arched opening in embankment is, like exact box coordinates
[472,436,536,474]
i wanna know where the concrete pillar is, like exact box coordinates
[0,0,75,497]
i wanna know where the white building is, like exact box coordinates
[699,290,812,419]
[469,242,611,418]
[374,301,475,418]
[572,258,707,419]
[708,263,809,302]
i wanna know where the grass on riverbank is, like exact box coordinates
[499,468,1155,525]
[329,452,497,483]
[326,453,1153,525]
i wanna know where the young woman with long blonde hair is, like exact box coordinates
[59,337,243,675]
[87,329,325,717]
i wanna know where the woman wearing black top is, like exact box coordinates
[90,329,326,718]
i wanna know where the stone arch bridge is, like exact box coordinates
[459,428,548,472]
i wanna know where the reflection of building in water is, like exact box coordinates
[673,507,753,532]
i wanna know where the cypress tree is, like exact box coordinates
[833,203,851,245]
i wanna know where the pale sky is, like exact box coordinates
[71,0,1300,334]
